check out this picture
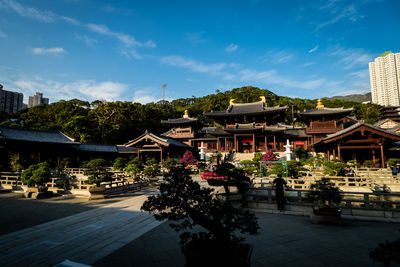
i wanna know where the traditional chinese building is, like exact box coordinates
[298,99,356,146]
[313,122,400,167]
[203,97,292,153]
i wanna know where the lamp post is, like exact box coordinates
[162,84,167,104]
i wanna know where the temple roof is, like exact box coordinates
[204,102,288,117]
[161,117,202,125]
[313,122,400,145]
[125,131,191,148]
[0,126,77,144]
[75,144,119,153]
[298,107,354,117]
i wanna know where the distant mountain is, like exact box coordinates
[325,92,372,103]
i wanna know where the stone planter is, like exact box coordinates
[310,206,342,225]
[24,186,50,199]
[89,185,106,200]
[216,193,242,202]
[183,239,252,267]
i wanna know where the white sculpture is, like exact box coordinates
[198,141,206,160]
[284,139,293,161]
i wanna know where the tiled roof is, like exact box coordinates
[204,102,288,116]
[0,126,77,144]
[76,144,118,153]
[127,131,191,148]
[298,107,354,117]
[161,117,199,125]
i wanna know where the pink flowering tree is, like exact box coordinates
[179,150,197,165]
[261,151,278,161]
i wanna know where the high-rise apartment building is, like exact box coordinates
[0,84,24,113]
[369,51,400,106]
[28,92,49,108]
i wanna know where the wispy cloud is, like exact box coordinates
[31,47,66,55]
[331,47,373,70]
[238,68,327,90]
[133,88,161,104]
[185,32,207,44]
[351,69,369,79]
[308,45,319,53]
[225,43,238,53]
[160,55,226,74]
[75,34,97,47]
[316,3,365,30]
[263,50,294,64]
[1,0,155,58]
[301,62,316,67]
[7,75,128,101]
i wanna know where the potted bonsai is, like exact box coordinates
[141,166,259,267]
[84,158,113,199]
[21,162,52,198]
[306,178,343,224]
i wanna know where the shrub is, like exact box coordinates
[363,160,376,168]
[141,166,259,251]
[163,158,179,170]
[306,178,342,207]
[143,158,160,178]
[323,160,347,176]
[84,159,113,186]
[261,151,278,161]
[179,150,197,165]
[113,157,128,170]
[126,157,144,177]
[294,147,308,160]
[21,162,51,187]
[268,160,306,178]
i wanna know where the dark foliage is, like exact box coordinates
[141,166,259,250]
[306,178,343,206]
[370,239,400,266]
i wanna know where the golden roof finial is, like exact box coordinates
[183,110,189,118]
[316,99,324,108]
[229,99,235,105]
[259,96,266,103]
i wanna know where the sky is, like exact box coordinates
[0,0,399,104]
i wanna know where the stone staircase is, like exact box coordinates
[228,152,255,163]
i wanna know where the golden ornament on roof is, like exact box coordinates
[229,99,235,105]
[316,99,324,108]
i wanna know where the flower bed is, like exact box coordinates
[201,172,227,180]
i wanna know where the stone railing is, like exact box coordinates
[248,188,400,212]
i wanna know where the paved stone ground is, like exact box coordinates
[0,188,162,267]
[96,212,400,267]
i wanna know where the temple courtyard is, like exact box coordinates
[0,190,399,267]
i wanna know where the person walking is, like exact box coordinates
[273,174,287,212]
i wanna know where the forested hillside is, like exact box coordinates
[0,86,381,144]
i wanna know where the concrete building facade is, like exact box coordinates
[28,92,49,108]
[369,52,400,106]
[0,84,24,113]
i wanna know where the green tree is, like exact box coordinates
[21,162,51,187]
[84,159,113,186]
[113,157,128,170]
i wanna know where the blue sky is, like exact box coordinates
[0,0,399,104]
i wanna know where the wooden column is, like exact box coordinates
[337,144,341,161]
[372,149,375,163]
[225,137,227,152]
[252,134,255,153]
[273,136,277,151]
[327,150,330,160]
[333,148,336,159]
[265,136,267,152]
[57,156,60,167]
[380,145,385,168]
[160,149,163,162]
[217,138,220,152]
[234,134,237,151]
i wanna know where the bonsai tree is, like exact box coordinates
[143,158,160,178]
[294,147,308,160]
[261,151,278,161]
[209,163,251,196]
[21,162,51,187]
[125,157,144,178]
[306,178,342,207]
[84,158,113,186]
[238,159,257,176]
[9,153,23,172]
[179,150,197,165]
[141,166,259,259]
[113,157,128,170]
[163,158,179,171]
[323,160,347,176]
[268,160,306,178]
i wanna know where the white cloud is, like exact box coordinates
[331,47,373,70]
[301,62,316,67]
[0,0,56,22]
[31,47,66,55]
[225,43,238,53]
[185,32,207,44]
[308,45,319,53]
[160,55,226,74]
[75,34,97,47]
[351,69,369,79]
[7,76,127,102]
[238,68,327,90]
[263,50,294,64]
[132,89,160,104]
[316,3,365,30]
